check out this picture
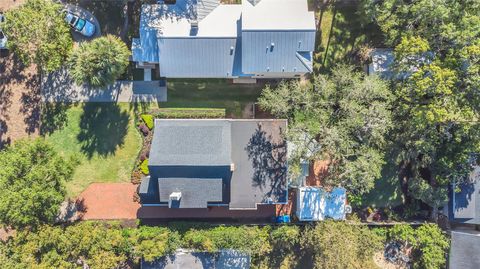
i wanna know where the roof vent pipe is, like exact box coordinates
[190,19,199,36]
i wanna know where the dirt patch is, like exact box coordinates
[0,228,15,242]
[306,160,330,186]
[240,102,255,119]
[77,183,140,220]
[373,252,408,269]
[0,0,26,11]
[0,53,40,148]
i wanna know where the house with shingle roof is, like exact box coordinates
[139,119,288,215]
[132,0,316,79]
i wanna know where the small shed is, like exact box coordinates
[296,187,347,221]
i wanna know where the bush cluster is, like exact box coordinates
[139,159,149,175]
[150,108,226,119]
[141,114,154,130]
[0,222,448,269]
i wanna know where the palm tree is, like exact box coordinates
[68,35,130,88]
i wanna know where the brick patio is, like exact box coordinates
[77,183,140,220]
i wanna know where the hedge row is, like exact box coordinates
[0,222,449,269]
[149,108,226,119]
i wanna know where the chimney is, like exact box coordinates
[168,192,182,208]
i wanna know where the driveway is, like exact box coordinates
[41,69,167,103]
[64,3,101,41]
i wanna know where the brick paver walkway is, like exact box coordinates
[77,183,140,220]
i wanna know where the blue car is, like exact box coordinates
[0,12,6,49]
[64,12,95,37]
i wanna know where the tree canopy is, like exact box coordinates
[0,221,448,269]
[387,224,449,269]
[3,0,73,72]
[0,139,76,229]
[363,0,480,50]
[259,65,393,195]
[68,35,130,88]
[301,220,383,269]
[363,0,480,211]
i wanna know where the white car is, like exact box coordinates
[0,12,6,49]
[64,12,95,37]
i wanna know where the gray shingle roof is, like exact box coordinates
[158,177,223,208]
[149,119,232,166]
[145,119,288,210]
[450,230,480,269]
[229,120,288,209]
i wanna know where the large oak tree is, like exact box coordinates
[259,65,394,195]
[3,0,73,72]
[0,139,76,229]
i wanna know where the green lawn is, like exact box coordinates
[361,154,404,208]
[314,4,384,72]
[163,79,264,118]
[44,103,144,198]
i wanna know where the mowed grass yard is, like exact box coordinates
[164,79,265,118]
[44,103,145,198]
[314,3,384,72]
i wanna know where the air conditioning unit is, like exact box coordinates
[345,205,352,214]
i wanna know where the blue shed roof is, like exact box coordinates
[241,30,315,74]
[296,187,347,221]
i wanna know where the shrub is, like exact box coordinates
[139,124,149,137]
[139,151,148,162]
[386,224,449,269]
[270,225,300,252]
[182,226,272,258]
[140,159,149,175]
[150,108,226,119]
[301,220,383,269]
[126,226,181,262]
[141,114,154,130]
[131,170,143,184]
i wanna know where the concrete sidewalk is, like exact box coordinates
[41,69,167,103]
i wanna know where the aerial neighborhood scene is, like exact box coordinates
[0,0,479,268]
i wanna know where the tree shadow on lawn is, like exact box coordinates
[77,103,129,159]
[41,102,75,135]
[316,3,385,72]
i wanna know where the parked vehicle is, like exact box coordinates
[64,11,95,37]
[0,12,7,49]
